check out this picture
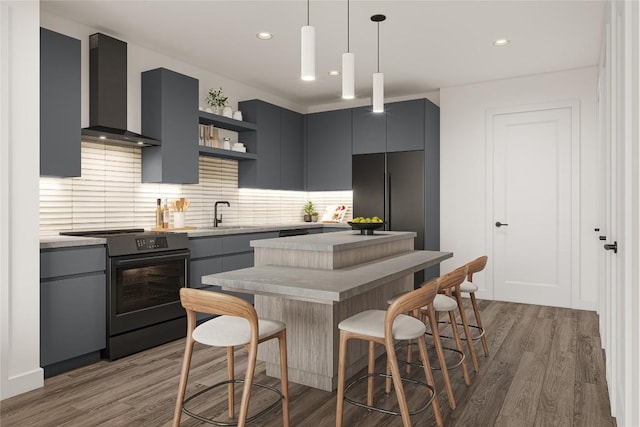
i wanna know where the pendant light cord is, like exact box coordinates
[347,0,350,52]
[307,0,310,25]
[377,22,380,73]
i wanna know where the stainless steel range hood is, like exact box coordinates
[81,33,159,147]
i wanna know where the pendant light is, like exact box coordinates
[301,0,315,81]
[341,0,354,99]
[371,14,386,113]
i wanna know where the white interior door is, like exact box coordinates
[491,106,574,307]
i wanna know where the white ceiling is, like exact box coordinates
[41,0,606,108]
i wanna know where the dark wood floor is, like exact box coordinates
[0,300,616,426]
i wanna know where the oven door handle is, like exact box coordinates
[112,251,190,267]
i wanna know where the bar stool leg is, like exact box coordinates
[173,334,195,427]
[336,331,349,427]
[278,330,290,427]
[454,291,480,372]
[367,341,375,407]
[426,306,457,409]
[416,335,443,427]
[385,358,392,394]
[470,292,490,356]
[448,309,471,385]
[227,347,235,419]
[238,344,258,427]
[385,339,412,427]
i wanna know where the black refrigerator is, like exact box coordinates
[353,151,437,287]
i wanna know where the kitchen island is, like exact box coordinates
[201,230,451,391]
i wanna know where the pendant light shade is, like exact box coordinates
[372,72,384,112]
[342,52,355,99]
[301,25,316,81]
[371,14,386,113]
[301,0,315,81]
[341,0,354,99]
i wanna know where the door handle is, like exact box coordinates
[495,221,509,227]
[604,241,617,254]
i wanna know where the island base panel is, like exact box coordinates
[255,276,412,392]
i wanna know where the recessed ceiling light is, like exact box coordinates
[137,141,144,145]
[99,135,106,140]
[493,39,510,46]
[328,70,340,76]
[257,32,273,40]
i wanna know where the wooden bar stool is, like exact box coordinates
[173,288,289,427]
[457,256,490,358]
[423,266,472,405]
[336,280,443,427]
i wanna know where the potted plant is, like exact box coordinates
[205,87,228,114]
[311,210,319,222]
[303,201,315,222]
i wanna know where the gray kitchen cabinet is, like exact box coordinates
[237,100,304,190]
[306,109,352,191]
[385,99,425,152]
[352,106,386,155]
[280,108,304,190]
[141,68,199,184]
[40,246,106,377]
[238,100,281,189]
[188,232,279,308]
[40,28,81,177]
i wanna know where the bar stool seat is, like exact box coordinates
[338,310,426,340]
[459,280,478,293]
[433,294,458,312]
[193,317,285,347]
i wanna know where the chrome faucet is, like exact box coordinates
[214,201,230,227]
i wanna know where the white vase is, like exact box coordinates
[222,106,233,118]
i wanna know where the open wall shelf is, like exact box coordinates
[198,146,257,160]
[198,111,257,132]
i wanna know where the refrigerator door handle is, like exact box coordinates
[387,172,391,231]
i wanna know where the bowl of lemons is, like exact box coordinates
[348,216,385,235]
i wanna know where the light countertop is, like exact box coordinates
[250,230,417,252]
[40,222,350,249]
[202,250,452,303]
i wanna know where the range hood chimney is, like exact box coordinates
[81,33,159,147]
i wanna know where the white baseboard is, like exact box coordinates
[1,367,44,400]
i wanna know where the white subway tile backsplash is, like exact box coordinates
[39,142,352,236]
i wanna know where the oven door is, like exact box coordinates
[108,249,189,336]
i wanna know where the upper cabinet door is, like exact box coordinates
[238,99,282,189]
[40,28,81,177]
[280,108,304,190]
[385,99,425,152]
[306,109,352,191]
[141,68,199,184]
[352,106,386,154]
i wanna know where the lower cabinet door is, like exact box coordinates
[190,257,223,289]
[40,273,106,366]
[222,252,254,271]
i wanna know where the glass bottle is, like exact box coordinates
[162,199,170,228]
[155,198,163,228]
